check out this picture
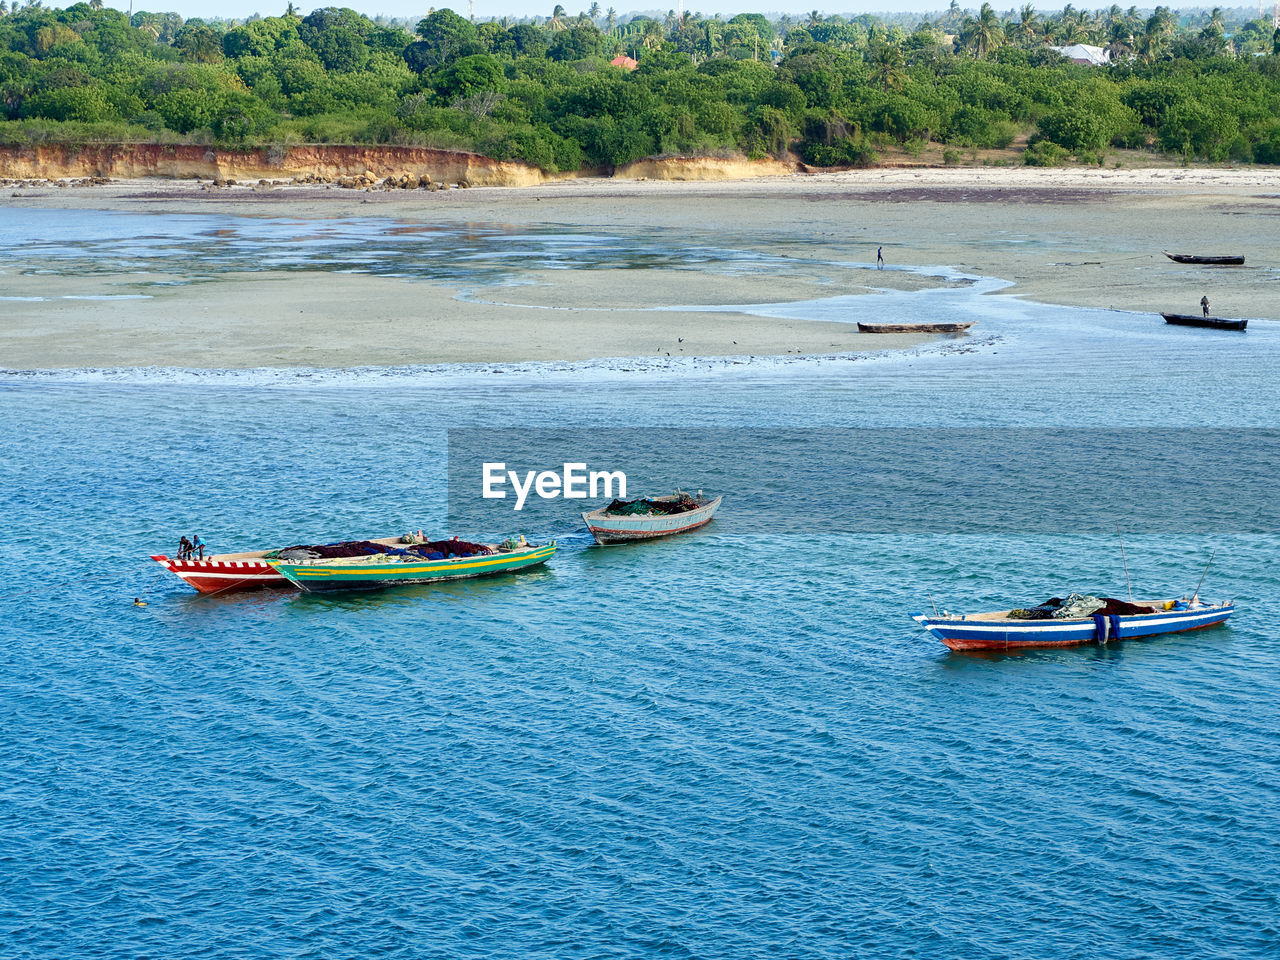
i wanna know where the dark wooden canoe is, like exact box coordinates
[857,321,975,334]
[1162,313,1247,331]
[1164,252,1245,265]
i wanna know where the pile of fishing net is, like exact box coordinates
[1008,594,1157,620]
[603,494,701,517]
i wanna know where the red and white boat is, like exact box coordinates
[150,536,406,594]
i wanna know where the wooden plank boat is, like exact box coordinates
[582,493,721,545]
[857,321,974,334]
[911,599,1233,651]
[1163,252,1245,265]
[1161,313,1248,331]
[150,536,411,594]
[269,541,556,593]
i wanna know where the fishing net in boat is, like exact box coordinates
[603,495,701,517]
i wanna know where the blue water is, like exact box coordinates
[2,211,1279,958]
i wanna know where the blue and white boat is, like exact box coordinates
[911,598,1234,651]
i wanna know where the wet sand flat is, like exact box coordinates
[4,167,1277,369]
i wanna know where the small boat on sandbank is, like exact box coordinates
[1161,313,1248,331]
[857,321,974,334]
[1163,252,1245,265]
[269,538,555,593]
[912,594,1233,651]
[582,492,721,545]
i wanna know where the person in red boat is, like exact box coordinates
[177,536,192,560]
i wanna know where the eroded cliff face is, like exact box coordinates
[0,143,551,186]
[613,156,795,180]
[0,143,798,185]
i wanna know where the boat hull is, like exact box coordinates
[911,603,1233,651]
[583,496,721,545]
[1164,253,1245,265]
[150,555,288,594]
[857,322,974,334]
[1162,313,1247,331]
[269,544,556,594]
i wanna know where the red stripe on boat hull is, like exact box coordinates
[149,555,291,594]
[939,616,1229,651]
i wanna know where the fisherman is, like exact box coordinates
[178,535,192,560]
[877,246,884,269]
[133,598,147,607]
[1201,295,1210,317]
[192,535,205,560]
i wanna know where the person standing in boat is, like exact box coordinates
[192,535,204,560]
[1201,295,1210,317]
[178,535,192,560]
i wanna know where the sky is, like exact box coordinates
[106,2,960,23]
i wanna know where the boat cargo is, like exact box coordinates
[582,492,721,545]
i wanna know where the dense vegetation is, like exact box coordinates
[2,3,1280,170]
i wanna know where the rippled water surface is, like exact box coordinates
[2,210,1278,959]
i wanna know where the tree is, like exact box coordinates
[870,42,905,92]
[1017,4,1040,43]
[965,3,1004,59]
[406,8,478,70]
[174,24,223,63]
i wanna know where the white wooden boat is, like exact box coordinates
[582,493,721,545]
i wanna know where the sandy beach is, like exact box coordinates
[3,166,1278,369]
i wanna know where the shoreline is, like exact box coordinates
[3,168,1277,369]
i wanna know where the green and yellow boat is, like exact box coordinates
[268,539,556,594]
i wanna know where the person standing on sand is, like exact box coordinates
[877,246,884,269]
[1201,295,1210,317]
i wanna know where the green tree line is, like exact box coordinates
[2,3,1279,170]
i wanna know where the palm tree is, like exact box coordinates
[870,42,906,92]
[588,2,600,21]
[1139,6,1174,62]
[641,17,664,49]
[807,10,821,28]
[549,4,566,31]
[606,6,616,31]
[88,0,103,9]
[1017,4,1040,42]
[967,3,1003,58]
[702,18,721,57]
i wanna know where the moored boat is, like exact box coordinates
[1161,313,1248,331]
[1163,252,1245,265]
[151,536,416,594]
[857,321,974,334]
[911,597,1234,651]
[582,492,721,545]
[269,539,556,593]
